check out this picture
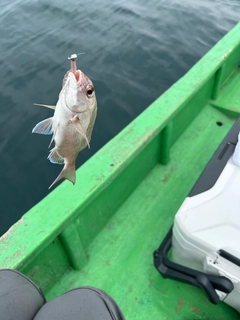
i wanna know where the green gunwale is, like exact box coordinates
[1,23,240,319]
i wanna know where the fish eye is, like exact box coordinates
[86,85,94,97]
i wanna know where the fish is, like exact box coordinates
[32,54,97,189]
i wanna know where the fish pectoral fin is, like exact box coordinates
[48,135,54,149]
[32,117,54,135]
[49,164,76,189]
[71,115,90,149]
[48,148,64,165]
[48,123,58,148]
[34,103,56,110]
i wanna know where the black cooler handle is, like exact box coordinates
[153,227,234,304]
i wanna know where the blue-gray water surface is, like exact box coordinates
[0,0,240,235]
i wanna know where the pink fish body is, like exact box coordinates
[32,55,97,188]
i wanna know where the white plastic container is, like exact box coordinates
[172,156,240,312]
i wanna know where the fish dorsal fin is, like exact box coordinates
[32,117,54,135]
[71,115,90,149]
[48,148,64,165]
[34,103,56,110]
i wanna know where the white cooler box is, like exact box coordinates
[154,118,240,313]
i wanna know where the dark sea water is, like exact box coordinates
[0,0,239,235]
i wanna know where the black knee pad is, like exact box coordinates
[33,286,125,320]
[0,269,46,320]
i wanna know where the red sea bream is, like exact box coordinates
[32,54,97,188]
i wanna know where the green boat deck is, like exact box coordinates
[1,24,240,319]
[47,106,235,319]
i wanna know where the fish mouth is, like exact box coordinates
[64,71,88,112]
[73,70,89,87]
[74,70,81,82]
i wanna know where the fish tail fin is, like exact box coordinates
[49,164,76,189]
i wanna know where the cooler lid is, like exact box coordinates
[175,156,240,258]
